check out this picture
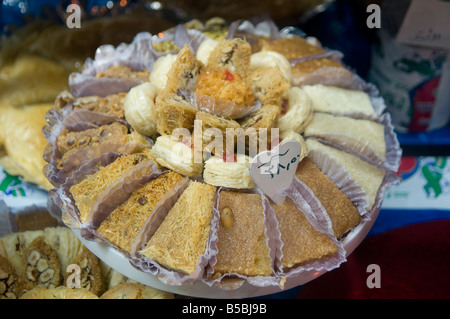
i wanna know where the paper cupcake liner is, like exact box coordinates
[177,88,262,120]
[306,113,402,172]
[203,187,283,289]
[307,147,402,217]
[46,151,123,228]
[42,107,129,167]
[129,179,221,286]
[279,178,347,277]
[306,149,370,216]
[44,142,149,188]
[42,106,151,187]
[69,26,208,98]
[85,159,161,233]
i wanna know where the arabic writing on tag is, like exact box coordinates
[257,148,301,178]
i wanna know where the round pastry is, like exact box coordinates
[42,18,401,295]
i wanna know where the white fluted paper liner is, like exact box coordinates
[129,179,222,286]
[203,187,283,289]
[306,113,402,172]
[307,149,369,216]
[177,88,262,120]
[69,26,209,98]
[278,178,347,277]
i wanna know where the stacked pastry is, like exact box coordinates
[42,18,401,290]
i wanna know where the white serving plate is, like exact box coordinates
[72,208,379,299]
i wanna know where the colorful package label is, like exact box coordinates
[0,165,48,209]
[382,156,450,210]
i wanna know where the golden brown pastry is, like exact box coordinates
[195,67,255,107]
[64,247,103,296]
[140,181,216,275]
[306,139,386,210]
[96,64,149,82]
[248,66,290,105]
[295,158,361,238]
[271,197,338,268]
[0,103,54,190]
[212,191,272,278]
[96,171,185,253]
[21,236,61,289]
[163,45,204,94]
[0,255,33,299]
[207,38,251,79]
[154,92,198,136]
[262,35,324,60]
[70,149,155,223]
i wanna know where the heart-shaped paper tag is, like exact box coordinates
[249,139,302,204]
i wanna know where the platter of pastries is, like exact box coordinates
[41,18,402,298]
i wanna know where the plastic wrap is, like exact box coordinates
[69,26,209,98]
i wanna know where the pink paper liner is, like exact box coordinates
[203,187,283,289]
[306,147,402,215]
[129,179,221,286]
[305,113,402,172]
[42,106,129,168]
[83,159,161,235]
[306,149,370,216]
[278,178,347,277]
[86,173,186,258]
[48,151,125,229]
[42,106,151,187]
[177,88,262,120]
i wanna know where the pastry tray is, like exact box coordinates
[72,207,379,299]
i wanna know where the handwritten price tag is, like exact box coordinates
[249,140,302,204]
[396,0,450,50]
